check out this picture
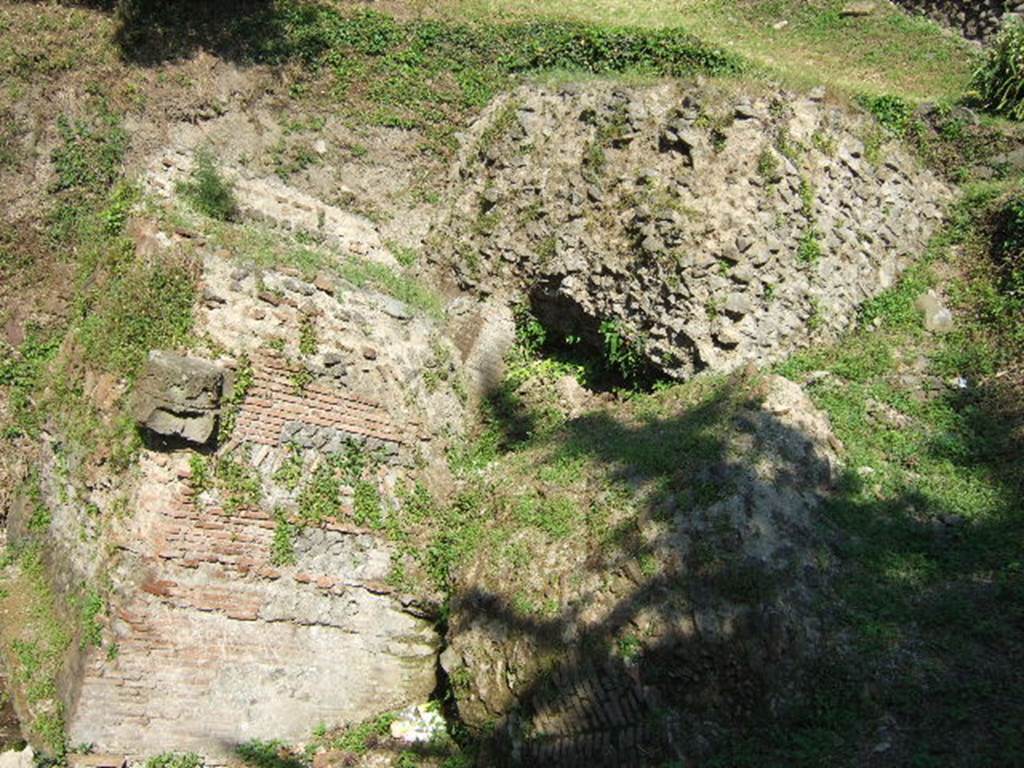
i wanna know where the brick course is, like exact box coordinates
[66,452,437,760]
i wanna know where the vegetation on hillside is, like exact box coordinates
[109,1,741,151]
[0,0,1022,765]
[971,19,1024,120]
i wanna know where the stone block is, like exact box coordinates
[131,351,224,444]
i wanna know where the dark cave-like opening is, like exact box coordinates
[523,283,665,393]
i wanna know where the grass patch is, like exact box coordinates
[76,254,197,378]
[336,257,442,319]
[797,226,823,264]
[0,330,61,439]
[145,754,203,768]
[0,545,72,758]
[324,712,396,754]
[177,150,239,221]
[115,1,742,152]
[203,220,442,318]
[857,92,914,136]
[439,0,975,102]
[741,182,1024,766]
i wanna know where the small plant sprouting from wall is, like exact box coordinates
[582,141,608,183]
[290,367,314,396]
[217,353,253,443]
[423,337,454,393]
[216,457,263,514]
[299,315,318,356]
[811,129,838,156]
[514,304,548,356]
[757,147,781,184]
[293,441,384,529]
[177,150,238,221]
[80,590,105,649]
[188,454,212,495]
[273,443,304,492]
[798,227,823,264]
[271,513,298,567]
[799,176,816,219]
[808,297,825,331]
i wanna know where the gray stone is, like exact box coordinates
[282,277,316,296]
[724,293,754,318]
[734,101,762,120]
[202,287,226,306]
[131,351,224,444]
[0,747,33,768]
[915,289,955,333]
[841,1,876,16]
[730,264,755,284]
[379,296,413,321]
[482,185,502,206]
[714,326,743,348]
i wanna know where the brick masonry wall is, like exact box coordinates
[510,660,661,768]
[66,444,437,760]
[234,352,406,453]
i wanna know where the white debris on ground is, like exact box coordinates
[389,704,447,744]
[0,746,32,768]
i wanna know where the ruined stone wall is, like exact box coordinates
[893,0,1023,41]
[23,178,480,758]
[441,83,950,381]
[443,377,844,766]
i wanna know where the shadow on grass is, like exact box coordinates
[111,0,280,66]
[445,370,1024,767]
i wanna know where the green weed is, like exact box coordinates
[189,454,212,494]
[858,93,914,136]
[799,176,815,218]
[145,753,203,768]
[236,740,304,768]
[298,316,318,356]
[215,457,263,514]
[757,147,780,183]
[177,150,238,221]
[797,227,823,263]
[970,19,1024,120]
[327,712,396,754]
[599,319,647,386]
[218,353,254,443]
[271,513,298,567]
[273,444,304,492]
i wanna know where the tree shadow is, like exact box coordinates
[445,371,1024,766]
[112,0,281,66]
[22,0,281,66]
